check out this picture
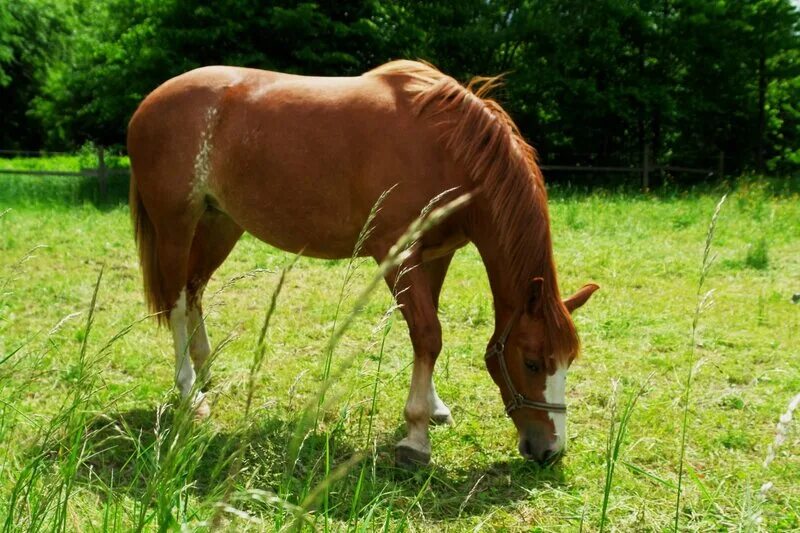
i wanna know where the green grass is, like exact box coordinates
[745,238,770,270]
[0,163,799,530]
[0,151,129,206]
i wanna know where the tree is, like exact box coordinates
[0,0,68,149]
[5,0,799,177]
[32,0,416,148]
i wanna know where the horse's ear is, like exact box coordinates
[564,283,599,313]
[526,277,545,315]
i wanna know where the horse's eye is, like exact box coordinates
[524,359,541,373]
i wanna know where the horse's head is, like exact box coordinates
[485,278,598,465]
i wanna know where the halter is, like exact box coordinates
[484,309,568,416]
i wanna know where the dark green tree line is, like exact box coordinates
[2,0,798,176]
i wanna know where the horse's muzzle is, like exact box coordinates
[518,435,563,465]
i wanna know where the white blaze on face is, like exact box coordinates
[544,363,568,450]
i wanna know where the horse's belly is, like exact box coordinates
[214,183,363,259]
[243,218,361,260]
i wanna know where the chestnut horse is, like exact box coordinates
[128,60,598,466]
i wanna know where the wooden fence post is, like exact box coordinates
[97,147,107,201]
[642,144,650,189]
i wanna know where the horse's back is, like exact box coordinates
[127,66,283,167]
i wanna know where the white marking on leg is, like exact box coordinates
[399,359,433,456]
[545,364,568,451]
[170,289,195,398]
[428,377,453,424]
[187,302,211,377]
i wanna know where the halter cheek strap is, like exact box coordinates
[484,310,567,416]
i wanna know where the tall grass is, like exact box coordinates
[2,268,144,531]
[315,186,393,530]
[0,188,470,530]
[674,194,727,531]
[226,189,469,529]
[743,391,800,529]
[347,289,400,528]
[597,194,729,531]
[598,377,650,532]
[5,183,797,529]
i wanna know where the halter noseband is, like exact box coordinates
[484,309,568,416]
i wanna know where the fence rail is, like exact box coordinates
[0,168,129,177]
[541,164,717,176]
[0,169,87,177]
[0,148,74,157]
[541,146,723,187]
[0,147,130,200]
[1,146,724,196]
[540,165,643,173]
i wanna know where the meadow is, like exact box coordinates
[0,165,798,531]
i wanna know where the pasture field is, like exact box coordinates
[0,168,798,531]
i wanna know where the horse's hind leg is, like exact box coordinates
[149,213,206,412]
[185,210,244,387]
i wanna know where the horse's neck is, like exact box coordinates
[467,205,556,333]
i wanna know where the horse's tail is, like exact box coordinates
[129,171,168,325]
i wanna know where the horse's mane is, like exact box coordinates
[367,60,580,364]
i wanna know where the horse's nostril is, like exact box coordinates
[522,440,533,458]
[519,439,536,460]
[540,448,562,466]
[519,435,563,464]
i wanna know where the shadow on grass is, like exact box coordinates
[77,406,563,522]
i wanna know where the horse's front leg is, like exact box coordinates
[424,252,455,426]
[384,258,445,467]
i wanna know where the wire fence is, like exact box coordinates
[1,146,726,199]
[0,147,128,201]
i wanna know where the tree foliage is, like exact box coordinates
[0,0,68,149]
[3,0,799,175]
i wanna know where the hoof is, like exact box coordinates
[395,441,431,469]
[196,369,213,390]
[430,412,454,426]
[192,393,211,421]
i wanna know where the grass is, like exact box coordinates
[745,238,770,270]
[0,161,799,530]
[674,194,727,531]
[598,376,651,532]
